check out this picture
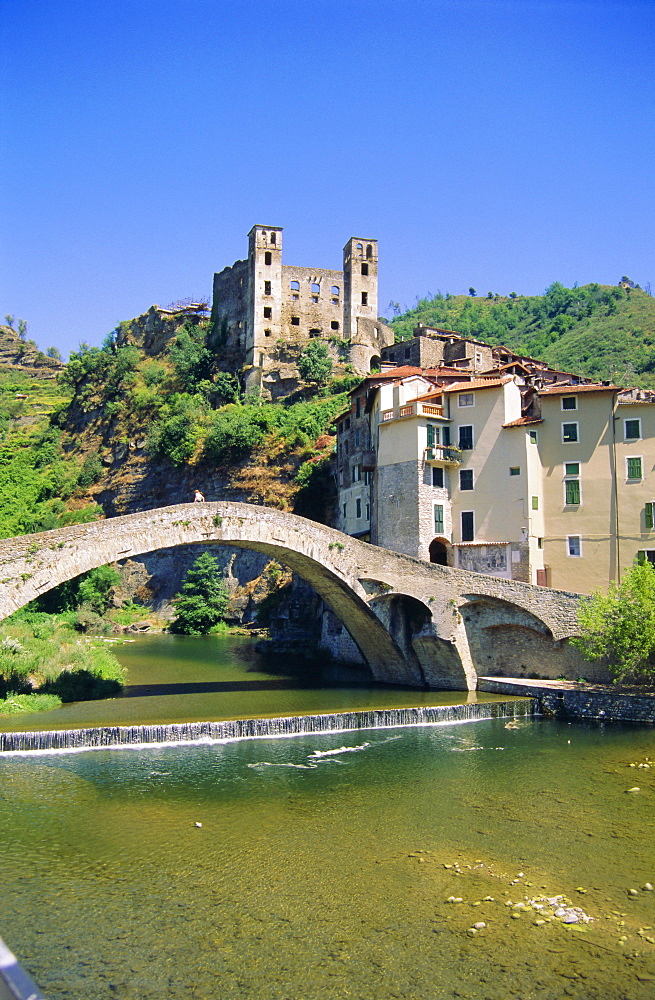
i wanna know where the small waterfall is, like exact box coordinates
[0,699,537,754]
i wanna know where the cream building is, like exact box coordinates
[335,366,655,595]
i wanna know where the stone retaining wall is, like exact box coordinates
[478,677,655,724]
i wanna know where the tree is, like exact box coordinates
[298,340,333,386]
[170,552,230,634]
[468,287,476,297]
[571,561,655,682]
[46,346,62,360]
[4,315,14,329]
[17,319,28,341]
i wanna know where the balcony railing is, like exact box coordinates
[424,445,462,466]
[380,401,445,422]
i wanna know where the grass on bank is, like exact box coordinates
[0,610,126,715]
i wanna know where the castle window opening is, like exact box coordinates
[290,280,300,290]
[264,281,271,295]
[311,283,320,294]
[312,296,319,303]
[309,328,321,337]
[292,294,299,301]
[361,292,368,306]
[264,307,272,319]
[291,317,300,326]
[356,397,361,418]
[270,232,276,244]
[361,263,369,276]
[264,252,272,265]
[331,321,339,330]
[357,243,363,255]
[366,244,373,259]
[331,285,339,295]
[264,329,272,337]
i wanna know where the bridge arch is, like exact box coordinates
[0,502,583,690]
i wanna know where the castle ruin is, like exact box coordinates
[211,226,395,399]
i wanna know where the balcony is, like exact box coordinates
[424,445,461,466]
[380,401,445,422]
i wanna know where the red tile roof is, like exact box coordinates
[442,377,512,393]
[503,416,544,428]
[538,384,617,396]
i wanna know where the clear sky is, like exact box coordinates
[2,0,654,358]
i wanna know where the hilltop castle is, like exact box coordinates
[210,226,395,399]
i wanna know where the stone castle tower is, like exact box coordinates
[211,226,394,398]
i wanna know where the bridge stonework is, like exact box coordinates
[0,503,595,689]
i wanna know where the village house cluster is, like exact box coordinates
[335,326,655,595]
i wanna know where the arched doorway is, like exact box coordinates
[429,537,449,565]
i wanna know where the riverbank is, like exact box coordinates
[478,676,655,724]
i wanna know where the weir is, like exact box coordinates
[0,699,536,753]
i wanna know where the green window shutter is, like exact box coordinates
[565,479,580,505]
[531,496,539,510]
[427,425,435,447]
[434,504,444,534]
[628,457,642,480]
[646,503,654,530]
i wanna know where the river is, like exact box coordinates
[1,635,654,999]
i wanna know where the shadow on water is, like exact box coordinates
[121,678,327,698]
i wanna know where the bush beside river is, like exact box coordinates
[0,610,126,714]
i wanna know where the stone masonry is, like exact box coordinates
[0,502,593,690]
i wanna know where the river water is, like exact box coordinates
[1,636,654,999]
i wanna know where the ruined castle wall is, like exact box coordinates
[211,259,250,365]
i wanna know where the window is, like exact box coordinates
[637,550,655,566]
[311,283,320,295]
[345,418,350,430]
[529,430,538,445]
[263,307,272,319]
[291,317,300,326]
[565,479,581,505]
[509,466,520,476]
[264,328,271,337]
[270,232,276,244]
[625,418,641,440]
[352,464,362,482]
[290,280,300,291]
[567,535,582,557]
[458,393,474,407]
[461,511,474,542]
[531,496,539,510]
[331,321,339,330]
[343,503,347,518]
[366,503,370,521]
[404,347,410,359]
[460,469,474,490]
[458,425,473,450]
[331,285,339,296]
[356,398,361,418]
[309,328,321,337]
[364,469,372,485]
[356,499,362,519]
[366,244,373,259]
[627,457,643,480]
[562,396,577,410]
[434,504,444,534]
[562,422,578,443]
[361,292,368,306]
[565,462,580,476]
[264,281,271,295]
[432,466,444,488]
[357,243,363,255]
[361,263,369,276]
[645,502,654,530]
[264,252,272,265]
[427,424,440,447]
[537,537,544,549]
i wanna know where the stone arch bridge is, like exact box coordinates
[0,503,584,690]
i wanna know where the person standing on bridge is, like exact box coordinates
[193,489,205,502]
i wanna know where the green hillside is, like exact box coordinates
[388,283,655,387]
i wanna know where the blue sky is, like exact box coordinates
[2,0,654,357]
